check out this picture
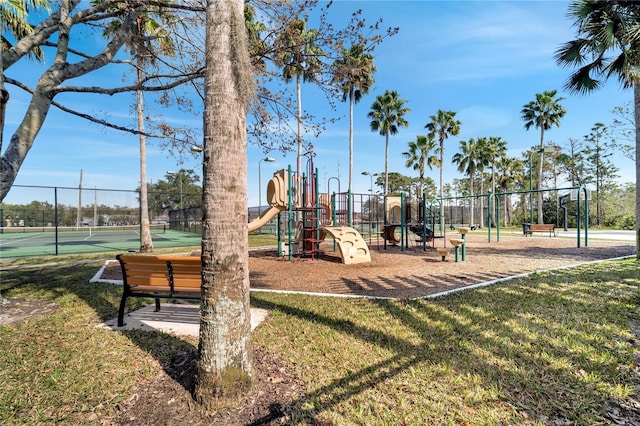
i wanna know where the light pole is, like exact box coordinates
[258,157,275,218]
[361,171,375,194]
[362,172,377,233]
[167,171,183,210]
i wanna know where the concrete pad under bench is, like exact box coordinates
[99,304,268,337]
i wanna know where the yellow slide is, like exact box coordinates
[322,226,371,265]
[248,169,288,233]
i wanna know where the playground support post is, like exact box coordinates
[315,167,320,253]
[287,165,293,261]
[576,186,589,248]
[383,196,388,250]
[277,213,282,256]
[421,194,428,251]
[331,192,339,251]
[400,192,406,251]
[348,190,352,228]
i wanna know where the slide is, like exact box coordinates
[322,226,371,265]
[248,169,288,233]
[382,224,401,245]
[248,205,285,233]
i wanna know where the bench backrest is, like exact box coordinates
[165,256,201,290]
[116,254,202,290]
[529,224,554,231]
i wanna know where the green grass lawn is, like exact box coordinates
[1,255,639,424]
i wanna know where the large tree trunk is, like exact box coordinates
[0,4,129,202]
[195,0,253,409]
[1,84,54,200]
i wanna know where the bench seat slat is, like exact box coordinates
[125,276,171,287]
[128,285,201,294]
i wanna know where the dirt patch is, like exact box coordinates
[106,346,303,426]
[0,297,58,326]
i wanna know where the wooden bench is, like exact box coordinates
[116,254,202,327]
[523,223,556,237]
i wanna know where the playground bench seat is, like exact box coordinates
[449,224,478,231]
[523,223,556,237]
[116,254,201,327]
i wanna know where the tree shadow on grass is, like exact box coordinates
[250,262,640,424]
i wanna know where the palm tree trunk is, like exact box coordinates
[479,174,484,228]
[489,168,496,227]
[504,194,509,227]
[469,176,475,227]
[296,73,302,206]
[137,64,153,252]
[537,129,545,224]
[439,141,444,230]
[195,0,253,408]
[348,87,354,223]
[384,132,389,196]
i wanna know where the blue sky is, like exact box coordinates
[3,0,634,207]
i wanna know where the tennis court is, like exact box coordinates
[0,225,202,258]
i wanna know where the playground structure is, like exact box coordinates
[250,163,461,257]
[248,166,371,265]
[170,151,593,263]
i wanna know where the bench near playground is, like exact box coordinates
[116,254,202,327]
[522,223,556,237]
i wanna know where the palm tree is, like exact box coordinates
[196,0,253,408]
[332,44,376,197]
[452,138,479,227]
[556,0,640,256]
[1,0,49,151]
[425,110,461,228]
[104,8,176,252]
[276,19,324,195]
[496,156,524,226]
[473,137,491,228]
[483,136,508,227]
[521,90,566,224]
[368,90,410,196]
[402,135,438,196]
[486,136,508,194]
